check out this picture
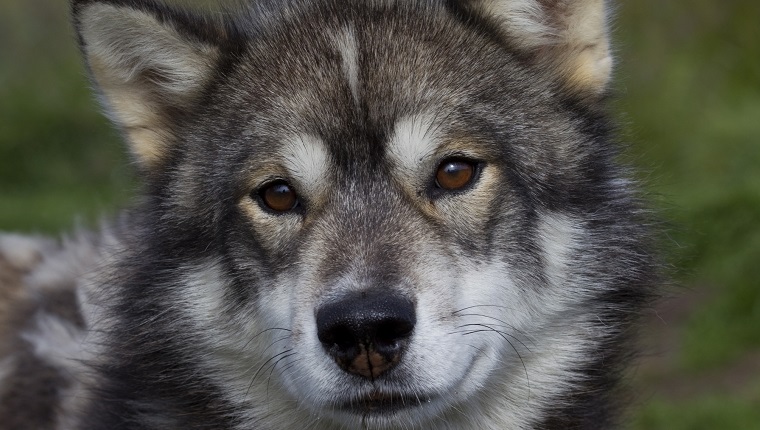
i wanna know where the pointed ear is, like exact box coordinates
[72,0,226,171]
[465,0,613,97]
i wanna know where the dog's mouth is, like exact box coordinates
[340,390,434,414]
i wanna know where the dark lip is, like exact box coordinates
[340,391,433,414]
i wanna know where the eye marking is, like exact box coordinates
[255,180,299,213]
[434,158,478,191]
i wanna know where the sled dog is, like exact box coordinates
[0,0,656,428]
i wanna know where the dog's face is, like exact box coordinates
[74,0,631,427]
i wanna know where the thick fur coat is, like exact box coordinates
[0,0,656,428]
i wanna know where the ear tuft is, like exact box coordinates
[72,0,223,170]
[467,0,613,96]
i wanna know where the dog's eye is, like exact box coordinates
[258,181,299,213]
[435,158,476,191]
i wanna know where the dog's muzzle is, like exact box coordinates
[316,291,416,380]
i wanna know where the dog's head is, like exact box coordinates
[73,0,650,427]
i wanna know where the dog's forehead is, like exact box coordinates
[218,4,517,159]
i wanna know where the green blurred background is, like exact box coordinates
[1,1,758,428]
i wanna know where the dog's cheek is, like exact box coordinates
[424,248,536,375]
[235,201,304,255]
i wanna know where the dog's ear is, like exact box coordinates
[72,0,227,171]
[464,0,613,97]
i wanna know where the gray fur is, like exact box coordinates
[0,0,656,428]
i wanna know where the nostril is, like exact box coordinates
[375,318,414,343]
[373,318,414,356]
[318,324,354,348]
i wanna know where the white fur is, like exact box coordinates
[240,212,592,429]
[332,27,361,105]
[24,235,101,294]
[387,114,440,174]
[176,260,231,328]
[0,234,52,270]
[477,0,556,49]
[22,313,86,373]
[279,134,331,197]
[173,244,496,428]
[538,212,579,296]
[175,263,308,430]
[20,310,96,430]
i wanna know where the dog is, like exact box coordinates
[0,0,656,428]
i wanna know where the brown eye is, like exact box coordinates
[435,159,476,191]
[259,181,298,213]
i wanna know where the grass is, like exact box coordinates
[1,0,759,428]
[616,0,760,372]
[614,1,760,427]
[0,0,131,233]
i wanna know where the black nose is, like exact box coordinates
[316,290,416,380]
